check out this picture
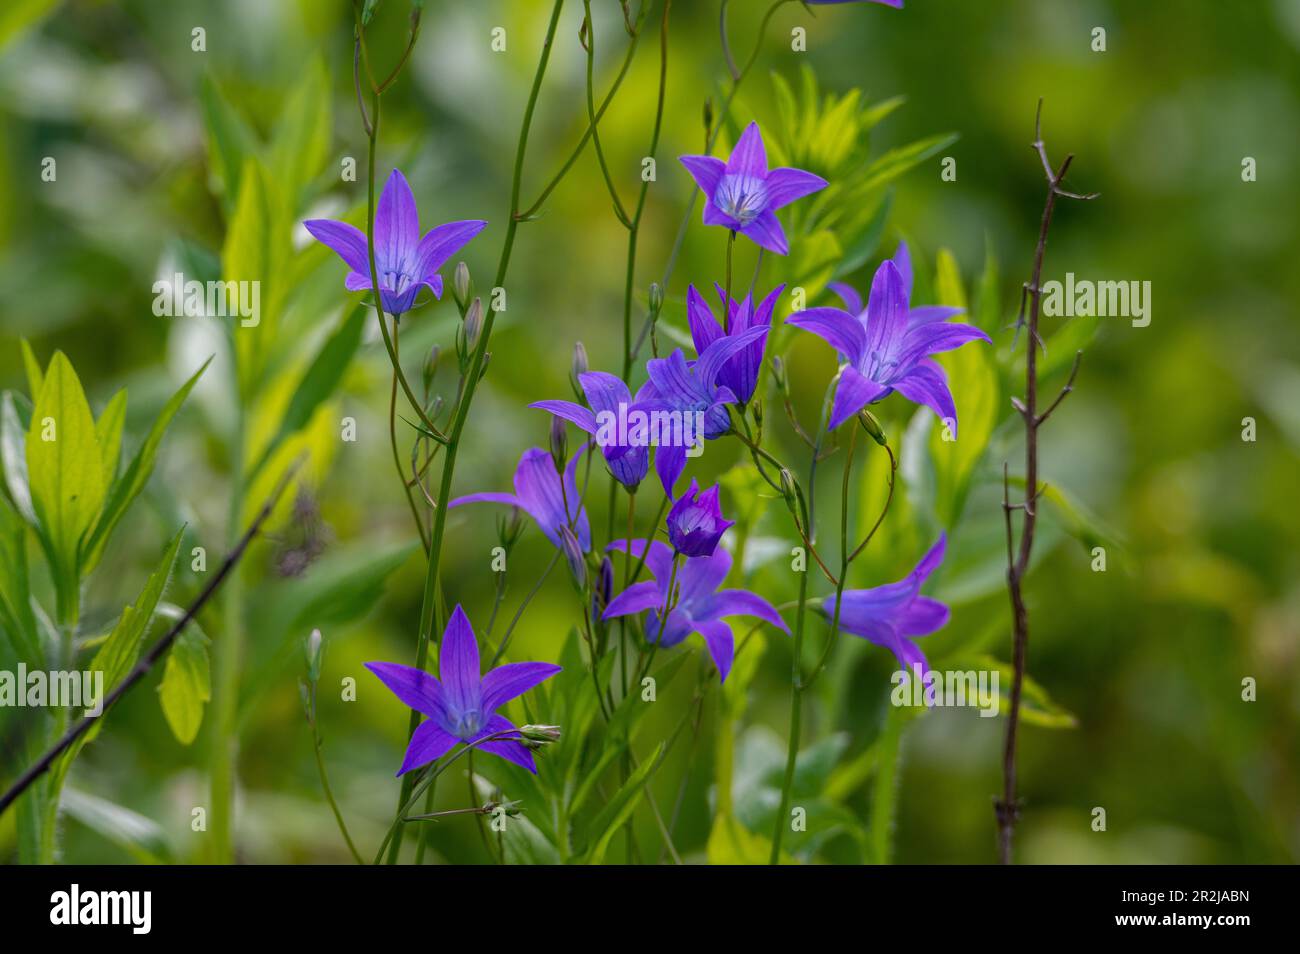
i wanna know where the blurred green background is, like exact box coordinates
[1,0,1296,864]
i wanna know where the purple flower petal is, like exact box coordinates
[602,579,664,619]
[606,537,675,583]
[896,596,950,637]
[396,720,459,776]
[471,713,537,774]
[676,548,732,603]
[679,154,726,199]
[439,605,482,715]
[687,285,724,354]
[828,281,863,317]
[702,202,743,229]
[655,442,687,498]
[890,360,958,434]
[787,307,868,365]
[895,320,992,369]
[887,634,929,679]
[695,325,768,392]
[740,208,789,255]
[865,259,909,357]
[725,122,768,178]
[828,366,890,430]
[480,661,562,713]
[414,219,488,286]
[364,661,447,720]
[304,219,371,275]
[376,169,420,270]
[701,589,790,632]
[695,618,735,683]
[889,241,913,296]
[907,305,965,326]
[763,167,828,210]
[530,398,597,435]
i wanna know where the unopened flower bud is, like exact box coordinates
[857,409,888,447]
[422,345,440,394]
[572,341,589,379]
[591,555,614,623]
[453,261,471,307]
[779,468,797,503]
[771,355,788,394]
[648,282,663,317]
[560,526,586,591]
[703,97,714,137]
[304,628,323,682]
[549,415,567,473]
[519,724,562,748]
[463,298,484,351]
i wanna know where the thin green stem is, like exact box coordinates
[386,0,567,862]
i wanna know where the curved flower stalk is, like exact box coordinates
[822,534,949,676]
[530,371,649,491]
[604,539,788,683]
[686,283,785,404]
[788,249,991,431]
[679,122,827,255]
[305,169,486,317]
[449,445,591,552]
[366,606,561,775]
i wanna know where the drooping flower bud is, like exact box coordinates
[666,480,735,558]
[590,555,614,624]
[779,468,797,503]
[771,355,788,394]
[703,97,714,138]
[857,408,888,447]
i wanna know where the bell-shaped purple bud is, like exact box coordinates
[665,480,735,558]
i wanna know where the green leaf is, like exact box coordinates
[249,306,365,482]
[25,352,105,610]
[268,57,332,210]
[61,788,175,864]
[82,359,209,575]
[857,132,958,194]
[929,249,998,527]
[19,338,43,398]
[199,74,257,208]
[157,609,211,745]
[54,528,184,781]
[959,654,1079,729]
[0,391,36,525]
[0,494,40,663]
[575,742,664,864]
[225,159,287,393]
[94,389,127,490]
[707,812,791,865]
[0,0,58,53]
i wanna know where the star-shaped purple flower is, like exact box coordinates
[638,326,767,497]
[667,480,734,558]
[603,539,788,683]
[822,533,949,677]
[679,122,827,255]
[530,371,649,491]
[365,606,561,775]
[449,445,591,552]
[687,283,785,405]
[304,169,486,317]
[788,248,990,432]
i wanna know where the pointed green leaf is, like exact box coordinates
[94,389,127,490]
[19,339,43,398]
[62,788,175,864]
[26,352,105,600]
[82,360,208,574]
[576,742,663,864]
[157,608,211,745]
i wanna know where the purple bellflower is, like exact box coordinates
[449,445,591,552]
[638,326,768,497]
[679,122,827,255]
[822,533,949,678]
[530,371,649,490]
[304,169,486,317]
[788,249,990,433]
[666,480,734,558]
[687,283,785,405]
[603,539,788,683]
[365,606,561,775]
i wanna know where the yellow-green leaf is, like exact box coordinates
[94,389,127,490]
[158,615,210,745]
